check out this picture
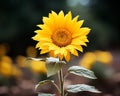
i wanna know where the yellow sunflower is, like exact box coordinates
[32,11,90,61]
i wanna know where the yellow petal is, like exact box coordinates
[59,54,64,60]
[43,17,56,30]
[34,29,42,33]
[43,17,49,24]
[48,44,58,51]
[76,20,84,28]
[72,27,90,38]
[72,49,78,56]
[40,43,52,49]
[40,49,49,54]
[72,15,79,22]
[66,45,74,53]
[65,11,72,21]
[51,11,58,17]
[66,45,78,56]
[65,51,70,62]
[54,48,60,55]
[37,24,52,33]
[71,37,87,46]
[57,11,65,27]
[58,10,64,17]
[71,20,84,33]
[71,44,83,52]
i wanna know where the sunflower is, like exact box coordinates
[32,11,90,62]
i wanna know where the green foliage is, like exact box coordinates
[68,66,97,79]
[38,93,55,96]
[67,84,101,93]
[46,57,66,77]
[27,57,46,61]
[35,80,54,91]
[27,57,101,95]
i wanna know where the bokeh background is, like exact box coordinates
[0,0,120,96]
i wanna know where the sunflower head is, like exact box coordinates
[32,11,90,62]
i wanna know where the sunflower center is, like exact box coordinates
[51,28,72,47]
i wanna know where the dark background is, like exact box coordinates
[0,1,120,96]
[0,0,120,57]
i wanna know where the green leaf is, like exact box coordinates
[46,57,59,63]
[26,57,46,61]
[35,80,54,91]
[68,66,97,79]
[38,93,55,96]
[46,57,66,77]
[67,84,101,93]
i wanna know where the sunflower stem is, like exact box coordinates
[58,69,64,96]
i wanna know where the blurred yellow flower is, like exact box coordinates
[12,66,22,78]
[80,52,96,69]
[15,55,26,68]
[0,62,12,77]
[32,11,90,61]
[0,44,7,56]
[0,55,22,78]
[1,56,13,64]
[79,51,113,69]
[26,46,37,58]
[0,61,22,78]
[94,51,113,64]
[30,61,47,74]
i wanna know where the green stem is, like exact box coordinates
[59,69,64,96]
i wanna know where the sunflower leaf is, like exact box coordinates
[67,84,101,93]
[46,57,59,63]
[68,66,97,79]
[46,57,66,77]
[38,93,55,96]
[26,57,46,61]
[35,80,54,91]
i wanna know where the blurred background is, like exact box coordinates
[0,0,120,96]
